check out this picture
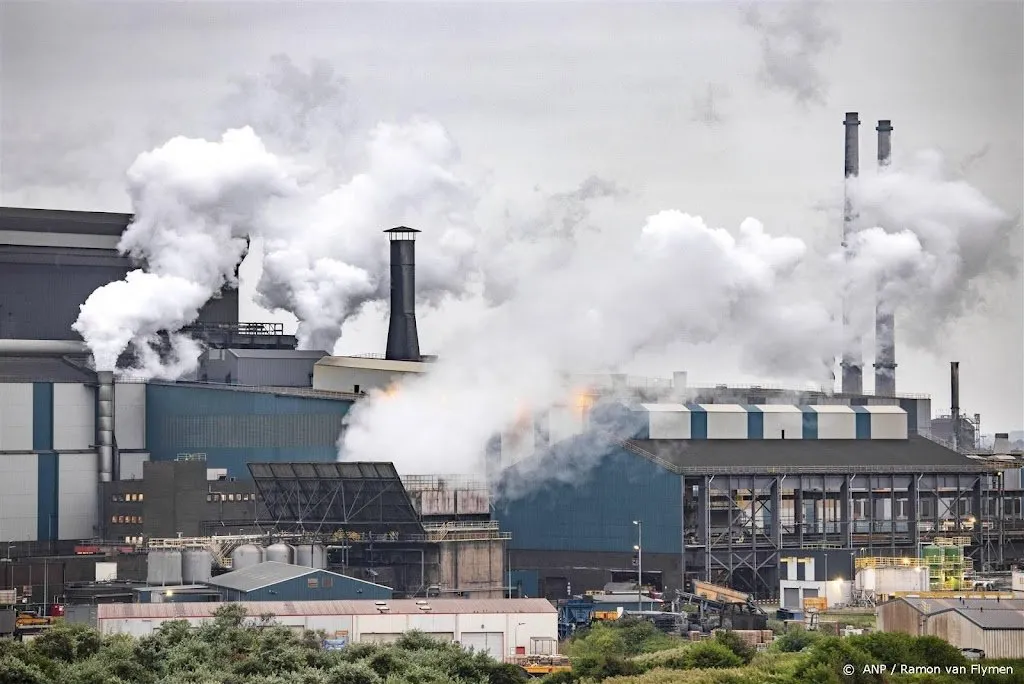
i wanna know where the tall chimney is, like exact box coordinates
[873,119,897,396]
[840,112,863,395]
[384,226,421,362]
[950,361,960,452]
[96,370,115,483]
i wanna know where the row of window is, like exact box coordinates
[111,515,143,524]
[124,536,144,545]
[111,493,144,502]
[208,493,258,502]
[308,577,334,589]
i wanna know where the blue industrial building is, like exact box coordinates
[145,383,354,477]
[206,562,393,602]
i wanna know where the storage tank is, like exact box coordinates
[266,543,294,564]
[147,550,183,586]
[294,544,327,570]
[231,544,265,571]
[182,549,213,584]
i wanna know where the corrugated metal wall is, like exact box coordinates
[220,572,392,602]
[145,385,353,477]
[498,445,682,554]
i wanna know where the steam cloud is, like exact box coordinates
[339,150,1014,484]
[742,1,838,107]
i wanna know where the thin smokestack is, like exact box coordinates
[384,226,422,362]
[873,119,896,396]
[841,111,863,395]
[96,370,115,483]
[950,361,960,452]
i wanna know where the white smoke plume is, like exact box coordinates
[845,149,1016,345]
[742,1,838,107]
[340,211,837,477]
[340,149,1016,494]
[72,127,298,372]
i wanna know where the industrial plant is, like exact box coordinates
[1,114,1022,660]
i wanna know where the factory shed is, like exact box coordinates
[878,597,1024,659]
[628,435,984,473]
[205,561,393,602]
[91,598,560,658]
[198,349,329,387]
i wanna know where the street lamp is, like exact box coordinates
[633,520,643,612]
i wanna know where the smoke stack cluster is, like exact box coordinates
[873,119,897,395]
[384,226,422,362]
[950,361,960,452]
[840,112,863,395]
[96,370,116,483]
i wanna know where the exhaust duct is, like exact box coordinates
[97,370,116,483]
[384,226,421,362]
[840,112,863,395]
[873,119,896,396]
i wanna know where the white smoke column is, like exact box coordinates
[255,118,479,351]
[339,211,834,476]
[73,127,298,372]
[847,149,1015,345]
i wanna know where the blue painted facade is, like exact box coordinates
[687,405,708,439]
[213,569,392,602]
[510,569,540,598]
[801,408,819,439]
[853,406,872,439]
[33,382,58,541]
[145,385,353,478]
[747,406,764,439]
[497,441,682,555]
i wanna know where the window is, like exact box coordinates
[323,577,333,589]
[111,515,118,523]
[207,494,213,502]
[138,494,144,502]
[308,578,319,589]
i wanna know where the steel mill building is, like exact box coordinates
[1,204,1022,611]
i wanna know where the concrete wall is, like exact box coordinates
[0,383,32,450]
[52,383,94,450]
[58,452,99,539]
[437,540,506,598]
[0,453,37,540]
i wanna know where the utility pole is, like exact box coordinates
[633,520,643,612]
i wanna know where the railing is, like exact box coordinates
[117,377,361,401]
[181,322,286,336]
[402,475,490,491]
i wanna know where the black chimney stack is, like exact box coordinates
[841,112,863,395]
[950,361,960,451]
[384,226,421,362]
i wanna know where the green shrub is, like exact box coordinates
[682,642,744,669]
[713,631,755,664]
[771,627,824,653]
[325,661,383,684]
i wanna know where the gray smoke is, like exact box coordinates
[742,1,838,107]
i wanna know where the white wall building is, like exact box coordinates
[779,557,852,609]
[312,356,428,395]
[91,598,558,660]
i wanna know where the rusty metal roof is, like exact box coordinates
[96,598,556,620]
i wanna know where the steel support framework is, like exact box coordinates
[249,462,425,537]
[683,470,1006,599]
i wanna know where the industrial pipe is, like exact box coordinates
[873,120,897,396]
[841,112,863,395]
[96,370,115,483]
[0,339,89,356]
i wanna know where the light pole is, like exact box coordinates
[633,520,642,612]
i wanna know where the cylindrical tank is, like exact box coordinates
[266,543,294,565]
[147,550,183,586]
[182,549,213,584]
[231,544,265,571]
[294,544,327,570]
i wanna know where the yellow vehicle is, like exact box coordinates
[510,654,572,678]
[16,611,55,632]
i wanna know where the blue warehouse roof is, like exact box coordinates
[207,562,392,594]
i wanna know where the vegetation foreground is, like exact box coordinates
[0,606,1021,684]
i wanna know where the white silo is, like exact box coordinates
[266,543,294,564]
[147,550,183,586]
[182,549,213,584]
[231,544,265,571]
[294,544,327,569]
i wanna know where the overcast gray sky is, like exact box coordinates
[2,0,1022,431]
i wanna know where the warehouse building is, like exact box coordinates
[85,598,559,659]
[497,401,1019,600]
[878,597,1024,659]
[206,561,393,602]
